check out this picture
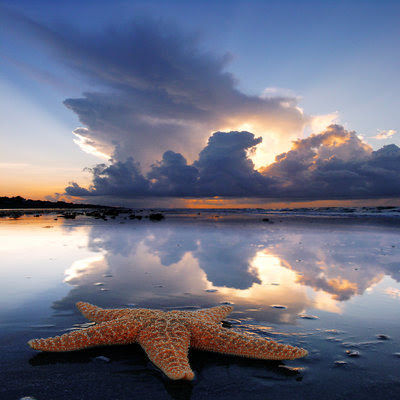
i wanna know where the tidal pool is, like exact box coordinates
[1,212,399,399]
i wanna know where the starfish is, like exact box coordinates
[28,302,308,380]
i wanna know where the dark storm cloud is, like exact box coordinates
[262,125,400,199]
[60,19,307,166]
[193,131,269,196]
[147,151,199,196]
[66,131,273,197]
[1,9,307,167]
[66,127,400,200]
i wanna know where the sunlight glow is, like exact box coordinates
[73,130,111,160]
[309,112,339,134]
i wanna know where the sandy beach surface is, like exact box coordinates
[1,209,399,399]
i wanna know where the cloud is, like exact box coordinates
[66,158,150,197]
[192,131,270,196]
[4,9,399,202]
[373,129,396,140]
[60,19,309,168]
[66,130,273,197]
[262,125,400,199]
[66,126,400,200]
[2,10,309,168]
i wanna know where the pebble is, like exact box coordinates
[334,360,347,366]
[299,314,319,320]
[346,350,360,357]
[376,334,390,340]
[270,304,287,309]
[205,289,218,293]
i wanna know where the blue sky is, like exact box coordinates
[1,0,399,204]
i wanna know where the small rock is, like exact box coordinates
[376,334,390,340]
[346,350,360,357]
[334,360,347,366]
[299,314,319,320]
[270,304,287,309]
[149,213,165,221]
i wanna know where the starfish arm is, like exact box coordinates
[194,305,234,323]
[76,302,156,323]
[138,322,194,380]
[190,322,308,361]
[28,319,141,352]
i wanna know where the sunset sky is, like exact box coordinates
[1,0,399,207]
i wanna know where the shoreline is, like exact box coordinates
[2,207,400,228]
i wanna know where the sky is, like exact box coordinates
[1,0,399,207]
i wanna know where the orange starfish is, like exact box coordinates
[28,302,308,380]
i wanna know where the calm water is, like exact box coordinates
[1,212,400,399]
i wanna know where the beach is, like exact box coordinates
[1,209,400,399]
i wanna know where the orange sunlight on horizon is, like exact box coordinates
[181,197,400,209]
[0,164,92,201]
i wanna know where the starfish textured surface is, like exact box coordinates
[28,302,308,380]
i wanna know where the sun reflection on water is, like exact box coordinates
[1,215,400,328]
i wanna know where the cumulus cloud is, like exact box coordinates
[262,125,400,199]
[2,10,309,168]
[66,131,273,197]
[60,20,309,167]
[66,158,150,197]
[66,126,400,200]
[4,9,399,202]
[373,129,396,140]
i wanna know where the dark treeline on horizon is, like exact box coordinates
[0,196,113,209]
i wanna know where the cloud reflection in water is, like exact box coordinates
[55,220,400,325]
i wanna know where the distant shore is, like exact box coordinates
[0,196,114,210]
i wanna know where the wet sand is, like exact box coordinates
[1,211,400,399]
